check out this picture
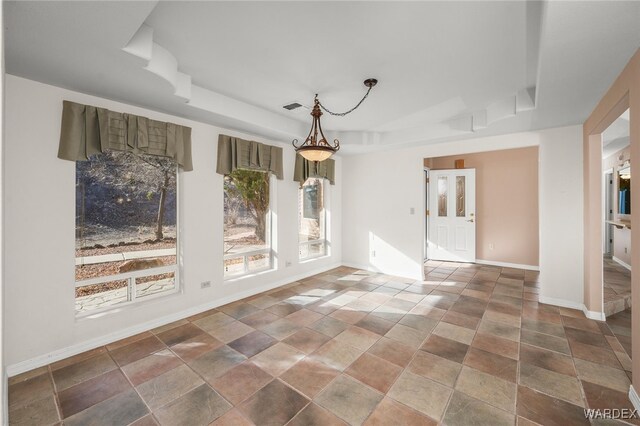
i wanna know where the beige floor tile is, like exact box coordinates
[281,358,340,398]
[63,389,148,426]
[250,342,304,377]
[52,353,117,391]
[136,364,204,410]
[210,362,272,405]
[345,353,402,393]
[432,322,476,345]
[311,339,364,371]
[310,316,350,337]
[316,375,383,425]
[364,397,437,425]
[238,379,309,425]
[188,345,246,382]
[366,337,415,368]
[573,358,631,393]
[288,403,348,426]
[8,395,60,426]
[207,321,254,343]
[384,323,430,348]
[388,370,452,421]
[444,391,515,426]
[8,373,55,409]
[121,349,182,386]
[519,363,584,407]
[154,384,231,425]
[477,319,520,342]
[407,350,462,387]
[520,330,570,355]
[333,326,380,351]
[455,366,516,413]
[193,312,235,333]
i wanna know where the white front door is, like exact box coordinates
[428,168,476,263]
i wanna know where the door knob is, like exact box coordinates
[466,219,474,223]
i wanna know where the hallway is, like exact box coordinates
[607,308,632,363]
[604,256,632,317]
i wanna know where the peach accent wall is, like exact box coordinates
[425,146,539,267]
[583,48,640,388]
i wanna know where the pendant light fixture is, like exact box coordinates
[293,78,378,162]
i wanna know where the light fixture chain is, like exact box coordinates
[318,85,373,116]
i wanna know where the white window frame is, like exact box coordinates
[299,178,328,261]
[74,162,181,318]
[223,172,275,279]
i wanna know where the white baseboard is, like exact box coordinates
[475,259,540,271]
[6,262,341,377]
[538,296,583,310]
[538,296,606,321]
[612,256,632,271]
[341,262,378,273]
[342,262,422,281]
[582,306,606,321]
[630,385,640,411]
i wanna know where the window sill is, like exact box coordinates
[299,253,330,264]
[223,267,276,284]
[75,287,182,322]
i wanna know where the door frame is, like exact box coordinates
[583,49,639,388]
[603,168,614,256]
[423,167,430,261]
[423,167,476,265]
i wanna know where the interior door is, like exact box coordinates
[428,169,476,262]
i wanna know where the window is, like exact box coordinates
[299,178,327,260]
[75,151,178,315]
[224,170,273,277]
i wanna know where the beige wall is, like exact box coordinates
[425,146,539,267]
[583,48,640,388]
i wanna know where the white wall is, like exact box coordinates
[3,75,342,371]
[342,126,584,305]
[538,126,585,307]
[2,74,587,372]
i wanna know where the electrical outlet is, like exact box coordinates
[410,207,415,215]
[489,243,495,250]
[625,247,628,254]
[372,250,376,257]
[285,261,292,267]
[201,281,211,289]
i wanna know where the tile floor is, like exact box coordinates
[8,262,638,425]
[608,308,632,361]
[604,256,632,317]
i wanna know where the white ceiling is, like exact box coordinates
[145,1,531,131]
[5,1,640,154]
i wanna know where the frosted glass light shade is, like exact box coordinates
[298,147,334,162]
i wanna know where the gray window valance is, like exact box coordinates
[58,100,193,171]
[216,134,284,179]
[293,154,336,186]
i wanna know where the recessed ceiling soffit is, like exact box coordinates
[123,23,537,148]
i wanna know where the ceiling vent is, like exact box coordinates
[283,102,303,111]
